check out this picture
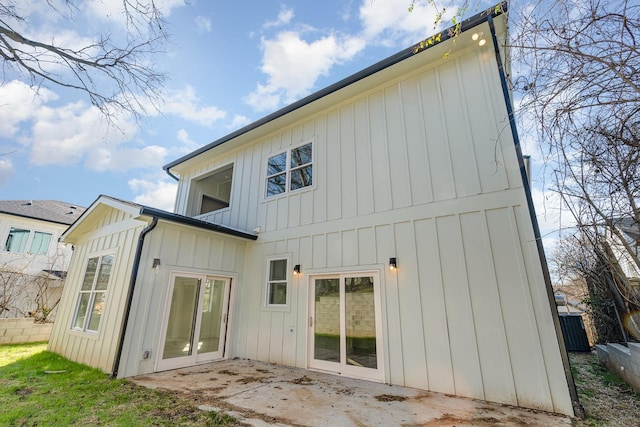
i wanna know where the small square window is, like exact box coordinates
[265,142,313,197]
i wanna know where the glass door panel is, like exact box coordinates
[158,274,230,371]
[162,276,199,360]
[345,276,377,369]
[196,278,229,362]
[309,273,382,381]
[313,278,340,363]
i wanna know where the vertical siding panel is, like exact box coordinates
[299,191,313,225]
[312,234,326,269]
[176,231,195,266]
[418,70,455,201]
[248,144,263,229]
[353,98,374,215]
[326,232,341,268]
[281,238,300,366]
[459,51,509,193]
[237,146,252,230]
[384,86,412,209]
[340,105,357,218]
[394,221,428,389]
[438,60,482,197]
[400,78,433,205]
[269,311,284,363]
[437,215,484,400]
[297,235,313,366]
[326,110,342,221]
[342,229,357,266]
[459,211,516,404]
[277,197,288,230]
[368,93,393,212]
[288,193,301,228]
[314,115,328,224]
[265,200,278,232]
[357,227,376,265]
[513,206,573,413]
[414,218,453,394]
[486,207,554,410]
[376,224,403,384]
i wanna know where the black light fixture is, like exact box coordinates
[152,258,161,269]
[389,257,397,271]
[293,264,301,275]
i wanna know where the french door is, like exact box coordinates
[309,272,383,381]
[157,273,231,371]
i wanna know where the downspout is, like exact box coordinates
[487,15,584,419]
[110,216,159,378]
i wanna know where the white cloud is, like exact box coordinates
[85,145,167,172]
[359,0,446,47]
[228,115,252,130]
[245,31,364,111]
[195,16,212,32]
[176,129,200,153]
[0,159,15,187]
[158,86,227,127]
[264,7,294,28]
[0,81,58,137]
[129,178,177,212]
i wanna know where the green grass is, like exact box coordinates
[0,343,239,426]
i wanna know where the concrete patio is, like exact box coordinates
[131,359,574,426]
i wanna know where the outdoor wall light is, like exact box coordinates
[472,32,486,46]
[389,257,397,271]
[152,258,161,269]
[293,264,301,275]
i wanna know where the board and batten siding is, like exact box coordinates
[171,41,573,416]
[117,221,248,378]
[48,206,148,374]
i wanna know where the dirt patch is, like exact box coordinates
[14,388,33,398]
[335,387,355,395]
[255,368,271,374]
[236,376,271,384]
[375,394,407,402]
[218,369,239,376]
[289,375,314,385]
[571,352,640,427]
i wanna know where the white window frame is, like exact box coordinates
[265,256,291,308]
[71,252,115,333]
[265,141,314,198]
[3,227,53,256]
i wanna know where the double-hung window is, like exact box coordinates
[3,227,52,255]
[72,254,114,332]
[266,258,288,307]
[266,142,313,197]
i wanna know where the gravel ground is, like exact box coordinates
[570,352,640,427]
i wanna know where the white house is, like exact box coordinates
[0,200,85,319]
[48,4,581,417]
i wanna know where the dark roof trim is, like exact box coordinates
[139,206,258,240]
[164,2,507,174]
[0,210,71,226]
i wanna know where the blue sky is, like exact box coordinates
[0,0,566,250]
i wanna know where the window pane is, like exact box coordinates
[267,152,287,175]
[267,174,286,197]
[4,228,29,253]
[290,165,313,190]
[82,258,99,290]
[73,293,91,329]
[268,282,287,305]
[345,276,377,369]
[87,292,106,332]
[29,231,52,255]
[291,143,312,167]
[314,278,340,362]
[269,259,287,281]
[95,255,114,290]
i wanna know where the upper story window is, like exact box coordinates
[190,164,234,216]
[266,142,313,197]
[3,227,53,256]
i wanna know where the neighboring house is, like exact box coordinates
[609,217,640,282]
[0,200,86,319]
[48,5,580,417]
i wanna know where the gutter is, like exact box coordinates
[110,216,158,378]
[487,15,585,419]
